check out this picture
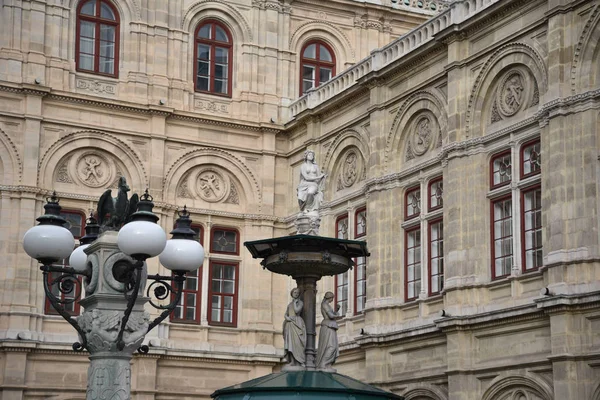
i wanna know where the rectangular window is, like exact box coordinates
[211,227,239,255]
[172,225,203,323]
[492,196,513,279]
[208,262,238,327]
[335,214,349,315]
[428,220,444,295]
[405,227,421,301]
[355,208,366,238]
[428,178,443,211]
[521,140,541,178]
[522,186,542,271]
[405,187,421,220]
[354,256,366,313]
[491,151,512,188]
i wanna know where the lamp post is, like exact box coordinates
[22,190,204,398]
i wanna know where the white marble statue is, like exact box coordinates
[297,150,326,214]
[283,287,306,369]
[316,291,340,371]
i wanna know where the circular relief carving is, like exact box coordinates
[497,69,528,118]
[196,168,230,202]
[412,117,433,156]
[76,151,113,188]
[342,151,358,187]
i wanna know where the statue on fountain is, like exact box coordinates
[282,287,306,370]
[296,149,326,235]
[316,291,340,372]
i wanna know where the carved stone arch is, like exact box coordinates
[572,4,600,94]
[481,374,554,400]
[0,125,22,184]
[164,148,261,212]
[290,21,355,64]
[38,131,147,192]
[322,129,369,195]
[384,90,447,174]
[68,0,139,20]
[402,384,448,400]
[465,43,547,138]
[182,0,253,43]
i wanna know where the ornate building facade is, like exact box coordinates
[0,0,599,399]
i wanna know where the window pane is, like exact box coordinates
[80,21,96,39]
[61,212,84,238]
[81,0,96,15]
[99,41,114,58]
[100,24,115,42]
[406,228,421,300]
[522,141,541,176]
[198,24,211,39]
[356,210,366,237]
[185,307,196,320]
[215,26,229,42]
[214,64,227,79]
[186,293,196,308]
[223,296,233,310]
[211,279,222,293]
[198,44,210,61]
[406,188,421,218]
[80,37,95,55]
[303,44,316,59]
[215,47,229,64]
[185,276,197,290]
[523,187,542,270]
[212,230,237,253]
[100,2,115,20]
[430,180,443,209]
[224,265,235,280]
[214,79,227,94]
[492,153,512,186]
[492,198,513,277]
[99,57,114,74]
[79,54,94,70]
[211,309,220,322]
[223,280,234,294]
[223,309,233,323]
[319,68,332,84]
[336,216,348,239]
[319,45,332,62]
[197,77,209,91]
[302,80,314,93]
[303,65,315,81]
[198,61,210,76]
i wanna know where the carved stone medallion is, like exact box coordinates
[197,169,229,202]
[412,117,433,156]
[491,67,537,124]
[341,151,358,187]
[76,152,112,187]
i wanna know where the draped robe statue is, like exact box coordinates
[316,291,340,371]
[283,288,306,369]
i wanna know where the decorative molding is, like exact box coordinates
[571,4,600,94]
[55,156,74,184]
[75,78,117,96]
[0,126,23,182]
[182,0,253,41]
[194,99,230,114]
[481,375,554,400]
[224,182,240,204]
[289,20,355,61]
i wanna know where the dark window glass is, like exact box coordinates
[76,0,119,77]
[195,21,232,96]
[299,41,336,95]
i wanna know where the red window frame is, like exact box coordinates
[428,219,444,295]
[428,177,443,212]
[210,227,239,255]
[299,40,336,96]
[490,150,512,189]
[44,210,85,316]
[490,195,513,280]
[75,0,120,78]
[334,214,349,316]
[405,186,421,220]
[194,20,233,97]
[405,226,422,302]
[521,185,542,272]
[208,261,239,327]
[355,207,367,238]
[171,224,203,323]
[520,139,541,179]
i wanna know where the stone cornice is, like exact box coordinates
[534,291,600,314]
[435,304,545,333]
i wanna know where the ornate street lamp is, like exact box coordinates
[22,185,204,398]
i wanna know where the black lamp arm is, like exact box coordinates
[146,272,186,332]
[41,267,88,352]
[116,259,144,351]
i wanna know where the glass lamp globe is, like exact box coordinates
[23,224,74,263]
[69,244,90,273]
[117,221,167,259]
[159,239,204,272]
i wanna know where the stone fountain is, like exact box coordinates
[211,150,402,400]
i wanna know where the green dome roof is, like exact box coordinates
[211,371,404,400]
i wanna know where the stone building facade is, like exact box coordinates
[0,0,599,399]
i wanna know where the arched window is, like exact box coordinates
[194,20,233,97]
[300,41,336,95]
[76,0,120,77]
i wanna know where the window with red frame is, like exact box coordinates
[210,227,239,255]
[405,227,421,301]
[354,208,367,314]
[172,225,203,323]
[195,20,233,96]
[335,214,349,316]
[76,0,120,77]
[521,140,541,178]
[522,186,542,271]
[45,211,85,316]
[491,196,513,279]
[428,220,443,295]
[300,41,336,95]
[208,262,238,326]
[490,151,512,188]
[405,187,421,220]
[428,178,443,211]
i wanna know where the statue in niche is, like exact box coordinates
[97,176,139,232]
[316,291,340,371]
[297,150,326,214]
[282,287,306,369]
